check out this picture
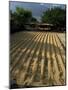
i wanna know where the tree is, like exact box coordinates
[41,7,66,31]
[31,17,38,23]
[10,7,32,33]
[15,7,32,24]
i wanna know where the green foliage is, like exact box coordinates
[31,17,38,23]
[10,7,32,33]
[42,7,66,27]
[15,7,32,24]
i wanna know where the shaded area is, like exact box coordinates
[10,79,19,89]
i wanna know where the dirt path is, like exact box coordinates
[10,31,66,87]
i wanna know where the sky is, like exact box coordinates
[9,1,66,22]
